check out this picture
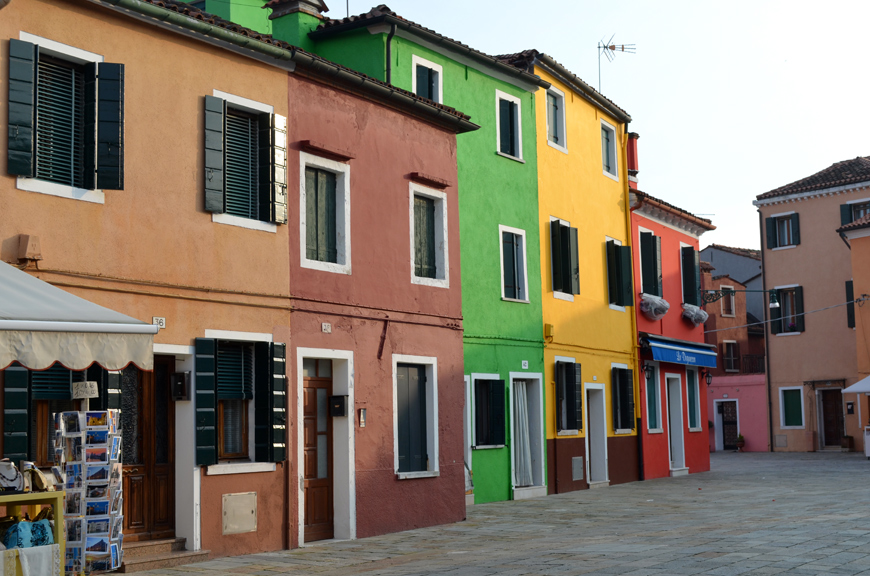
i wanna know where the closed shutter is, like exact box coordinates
[31,364,81,400]
[733,342,741,372]
[655,236,663,296]
[36,56,85,188]
[770,290,782,335]
[794,286,805,332]
[766,217,777,249]
[3,366,30,463]
[687,371,698,428]
[569,226,580,295]
[416,65,430,100]
[414,195,436,278]
[547,92,559,144]
[790,213,800,246]
[782,389,802,426]
[573,362,583,431]
[618,245,634,306]
[255,342,286,463]
[7,40,37,177]
[841,204,853,226]
[258,113,287,224]
[564,363,577,431]
[490,380,506,446]
[606,240,618,304]
[503,232,517,299]
[551,220,564,292]
[204,96,226,213]
[514,234,525,300]
[306,168,337,262]
[640,232,655,294]
[225,110,258,220]
[846,280,856,328]
[397,364,427,473]
[612,367,635,431]
[499,99,515,156]
[194,338,218,466]
[217,341,254,400]
[681,247,700,305]
[95,63,124,190]
[555,362,565,432]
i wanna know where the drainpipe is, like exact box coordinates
[385,24,397,84]
[759,208,774,452]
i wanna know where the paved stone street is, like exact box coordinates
[145,452,870,575]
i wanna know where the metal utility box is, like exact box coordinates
[222,492,257,535]
[171,371,190,401]
[329,395,348,417]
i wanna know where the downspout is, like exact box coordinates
[385,24,397,84]
[759,208,774,452]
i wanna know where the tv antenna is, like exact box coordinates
[598,35,635,92]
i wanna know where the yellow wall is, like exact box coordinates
[533,67,636,441]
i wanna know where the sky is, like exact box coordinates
[326,1,870,249]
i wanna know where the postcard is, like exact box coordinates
[86,411,109,429]
[62,412,82,434]
[109,463,122,486]
[86,500,110,517]
[86,430,109,445]
[110,543,120,569]
[85,553,112,572]
[65,517,84,543]
[65,546,83,573]
[110,435,121,461]
[64,435,83,462]
[65,463,83,490]
[110,515,123,540]
[85,535,110,553]
[65,491,83,516]
[86,484,109,499]
[85,446,109,464]
[86,516,111,536]
[110,489,123,514]
[85,464,110,484]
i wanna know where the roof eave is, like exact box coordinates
[535,53,631,123]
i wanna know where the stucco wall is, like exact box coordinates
[707,374,768,452]
[845,233,870,452]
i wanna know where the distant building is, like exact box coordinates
[699,245,763,323]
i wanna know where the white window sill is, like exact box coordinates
[301,257,351,275]
[496,151,525,164]
[647,428,664,434]
[780,425,805,430]
[688,427,703,433]
[609,304,626,312]
[396,470,440,480]
[205,462,276,475]
[472,444,505,450]
[212,213,277,233]
[17,177,104,204]
[721,314,736,318]
[557,429,579,437]
[772,245,797,251]
[554,291,574,303]
[776,331,802,337]
[547,140,568,155]
[614,429,633,435]
[602,170,620,182]
[412,275,450,289]
[502,297,530,304]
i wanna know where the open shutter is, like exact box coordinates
[790,213,800,246]
[554,362,565,432]
[618,245,633,306]
[515,235,525,300]
[682,247,700,305]
[606,240,618,304]
[841,204,853,226]
[503,232,517,299]
[551,220,563,292]
[733,342,741,372]
[3,366,30,464]
[564,363,577,430]
[765,217,777,249]
[104,370,122,410]
[194,338,218,466]
[95,63,124,190]
[654,236,663,297]
[83,63,97,190]
[574,362,583,431]
[794,286,805,332]
[7,40,37,177]
[847,280,856,328]
[203,96,226,213]
[255,342,286,463]
[640,232,654,295]
[770,290,782,334]
[258,113,287,224]
[490,380,506,446]
[611,367,621,429]
[569,226,580,295]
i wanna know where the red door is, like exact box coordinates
[303,360,333,542]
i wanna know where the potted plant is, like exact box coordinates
[841,435,854,452]
[735,434,745,452]
[787,322,797,332]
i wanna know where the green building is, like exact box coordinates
[222,0,549,504]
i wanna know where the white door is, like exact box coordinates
[586,386,608,483]
[666,375,686,470]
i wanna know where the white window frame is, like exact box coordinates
[392,354,440,479]
[495,89,523,162]
[550,216,574,303]
[720,284,736,317]
[723,340,739,373]
[686,368,702,432]
[16,32,106,204]
[847,197,870,221]
[600,118,619,181]
[409,183,449,289]
[645,362,663,433]
[554,355,579,436]
[411,55,443,104]
[779,386,805,429]
[606,235,626,312]
[498,225,529,303]
[470,373,504,449]
[545,86,568,154]
[299,152,352,274]
[637,225,657,297]
[770,210,796,250]
[774,283,801,336]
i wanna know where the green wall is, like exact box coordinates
[202,0,272,34]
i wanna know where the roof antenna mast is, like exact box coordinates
[598,35,635,92]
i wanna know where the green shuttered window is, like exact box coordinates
[555,361,583,432]
[547,92,562,146]
[36,57,85,188]
[846,280,855,328]
[474,379,505,446]
[305,167,338,263]
[551,220,580,295]
[502,231,526,301]
[645,368,659,430]
[782,389,803,427]
[681,246,701,306]
[498,98,519,157]
[601,126,613,174]
[414,195,437,279]
[686,370,699,429]
[612,367,635,431]
[415,65,438,102]
[770,286,804,334]
[765,213,800,249]
[606,240,634,307]
[841,202,870,226]
[225,111,259,220]
[639,231,662,296]
[396,363,427,473]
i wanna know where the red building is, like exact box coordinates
[627,134,716,479]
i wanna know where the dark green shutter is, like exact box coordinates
[255,342,286,463]
[35,57,84,188]
[416,65,431,100]
[682,247,700,306]
[607,240,618,304]
[8,40,37,177]
[195,338,218,466]
[654,236,663,296]
[794,286,805,332]
[83,63,97,190]
[3,367,30,463]
[305,168,338,262]
[790,213,800,246]
[640,232,655,294]
[203,96,225,213]
[499,100,516,156]
[489,380,506,446]
[258,113,287,224]
[618,245,633,306]
[31,364,81,400]
[414,195,436,278]
[783,390,802,426]
[770,290,782,334]
[397,364,427,472]
[569,226,580,295]
[563,363,577,430]
[555,362,565,432]
[841,204,853,226]
[503,232,517,299]
[104,370,122,410]
[846,280,856,328]
[574,362,583,431]
[225,110,258,219]
[95,63,124,190]
[514,234,525,300]
[547,92,559,144]
[766,217,777,249]
[551,220,563,292]
[612,368,635,431]
[217,342,253,400]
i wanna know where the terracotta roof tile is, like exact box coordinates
[838,212,870,233]
[700,261,716,272]
[705,244,761,261]
[758,156,870,200]
[632,189,715,231]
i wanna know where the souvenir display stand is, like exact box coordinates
[0,491,64,576]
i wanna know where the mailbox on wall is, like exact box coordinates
[171,371,191,401]
[330,395,348,417]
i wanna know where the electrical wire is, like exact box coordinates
[704,295,869,334]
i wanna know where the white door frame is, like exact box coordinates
[584,383,608,484]
[296,347,356,545]
[664,372,686,471]
[508,372,545,499]
[713,398,740,452]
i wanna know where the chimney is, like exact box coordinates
[269,0,329,52]
[627,132,639,190]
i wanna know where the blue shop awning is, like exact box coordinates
[644,335,717,369]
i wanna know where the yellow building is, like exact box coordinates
[500,51,637,492]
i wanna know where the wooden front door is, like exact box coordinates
[720,401,738,450]
[821,389,844,447]
[303,361,333,543]
[123,355,175,541]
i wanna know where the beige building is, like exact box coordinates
[754,157,870,453]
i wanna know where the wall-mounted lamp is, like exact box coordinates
[700,369,713,386]
[642,363,655,379]
[700,287,780,309]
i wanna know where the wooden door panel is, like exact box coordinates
[303,377,333,543]
[124,471,147,534]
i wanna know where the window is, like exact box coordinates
[473,378,506,447]
[555,361,582,433]
[409,184,449,288]
[496,90,522,160]
[686,370,700,430]
[500,226,527,301]
[8,36,125,197]
[611,366,635,432]
[846,280,855,328]
[393,355,439,477]
[765,213,800,249]
[300,153,351,274]
[723,341,740,372]
[194,338,287,466]
[770,286,804,334]
[720,285,735,316]
[600,119,618,180]
[550,218,579,299]
[412,55,442,103]
[546,88,566,151]
[780,387,804,428]
[204,92,287,228]
[681,246,701,306]
[606,238,633,308]
[638,230,662,297]
[645,365,661,431]
[30,364,83,467]
[840,200,870,226]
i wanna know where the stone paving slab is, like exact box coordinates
[141,452,870,576]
